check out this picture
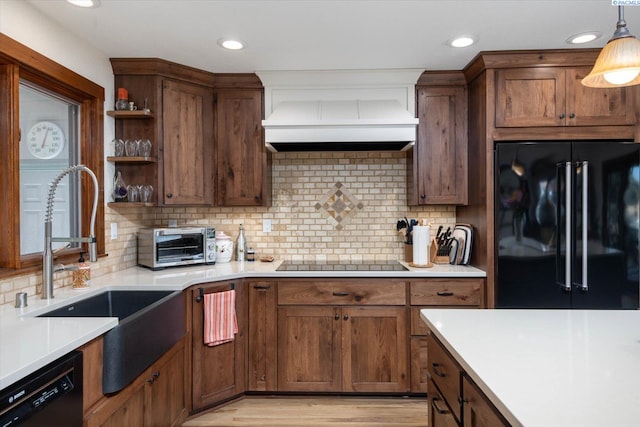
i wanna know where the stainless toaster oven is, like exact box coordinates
[137,227,215,270]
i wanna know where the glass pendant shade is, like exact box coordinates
[582,6,640,88]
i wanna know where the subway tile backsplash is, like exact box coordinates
[0,151,455,305]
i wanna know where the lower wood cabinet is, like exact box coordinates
[247,280,277,391]
[428,377,459,427]
[83,338,187,427]
[190,280,246,411]
[276,279,409,393]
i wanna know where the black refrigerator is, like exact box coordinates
[495,141,639,309]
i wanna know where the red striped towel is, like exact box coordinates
[203,290,238,346]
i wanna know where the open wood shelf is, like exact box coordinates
[107,202,155,208]
[107,156,157,164]
[106,110,154,118]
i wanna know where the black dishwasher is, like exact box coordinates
[0,351,83,426]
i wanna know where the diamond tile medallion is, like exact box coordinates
[315,181,364,230]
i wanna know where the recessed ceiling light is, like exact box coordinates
[66,0,100,7]
[566,31,602,44]
[217,38,246,50]
[447,36,476,48]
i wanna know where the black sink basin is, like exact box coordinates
[40,290,185,394]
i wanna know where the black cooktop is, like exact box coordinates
[276,260,408,272]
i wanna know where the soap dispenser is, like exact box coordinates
[72,252,91,290]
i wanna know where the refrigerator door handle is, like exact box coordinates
[579,161,589,291]
[562,161,572,292]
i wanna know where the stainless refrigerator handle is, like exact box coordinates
[563,161,572,292]
[580,161,589,291]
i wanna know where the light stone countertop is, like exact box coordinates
[1,260,484,390]
[421,309,640,427]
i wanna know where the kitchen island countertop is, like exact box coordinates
[1,260,484,390]
[420,308,640,427]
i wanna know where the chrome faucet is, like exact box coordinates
[42,165,99,299]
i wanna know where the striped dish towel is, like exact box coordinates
[203,290,238,346]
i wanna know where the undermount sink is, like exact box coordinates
[39,290,185,394]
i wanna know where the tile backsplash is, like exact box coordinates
[0,151,455,305]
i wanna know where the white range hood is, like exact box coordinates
[257,69,423,152]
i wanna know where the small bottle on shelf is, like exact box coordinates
[115,87,129,111]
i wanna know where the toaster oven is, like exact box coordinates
[137,227,215,270]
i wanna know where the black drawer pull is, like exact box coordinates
[431,397,450,415]
[334,314,340,320]
[332,292,350,297]
[437,291,454,297]
[253,285,271,290]
[432,363,447,378]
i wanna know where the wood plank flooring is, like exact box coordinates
[182,396,428,426]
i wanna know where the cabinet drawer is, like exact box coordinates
[427,333,462,423]
[278,281,406,305]
[410,279,482,306]
[411,307,476,336]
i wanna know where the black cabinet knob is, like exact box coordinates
[166,193,173,198]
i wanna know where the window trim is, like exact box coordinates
[0,33,105,273]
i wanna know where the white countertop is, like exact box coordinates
[1,260,484,390]
[420,309,640,427]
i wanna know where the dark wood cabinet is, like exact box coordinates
[409,279,485,393]
[428,378,459,427]
[215,88,271,206]
[409,72,468,205]
[110,59,269,207]
[276,280,409,393]
[247,280,277,391]
[162,79,214,205]
[495,66,633,128]
[190,280,246,411]
[83,339,187,427]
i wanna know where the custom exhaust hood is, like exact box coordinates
[257,69,423,152]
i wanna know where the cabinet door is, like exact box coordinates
[162,79,214,205]
[342,306,409,392]
[215,89,270,206]
[566,67,634,126]
[495,68,566,127]
[191,281,246,410]
[92,385,145,427]
[463,375,510,427]
[410,336,428,393]
[248,281,277,391]
[277,306,341,392]
[412,86,468,205]
[145,342,187,427]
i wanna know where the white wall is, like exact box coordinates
[0,0,116,188]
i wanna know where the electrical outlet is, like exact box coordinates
[110,223,118,240]
[263,219,272,233]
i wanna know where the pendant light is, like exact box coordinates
[582,6,640,88]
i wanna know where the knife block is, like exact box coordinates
[432,239,449,264]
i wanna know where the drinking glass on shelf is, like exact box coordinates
[114,138,125,157]
[125,139,139,156]
[127,184,140,202]
[141,185,154,203]
[139,139,152,158]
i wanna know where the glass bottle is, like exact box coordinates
[236,224,246,262]
[115,87,129,111]
[113,170,128,202]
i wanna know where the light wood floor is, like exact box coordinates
[182,396,428,427]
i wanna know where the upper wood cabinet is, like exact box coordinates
[162,79,214,205]
[495,66,634,127]
[110,59,269,207]
[408,72,468,205]
[215,87,271,206]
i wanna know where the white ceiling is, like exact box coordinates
[25,0,640,74]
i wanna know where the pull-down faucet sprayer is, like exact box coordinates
[42,165,99,300]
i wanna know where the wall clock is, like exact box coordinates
[26,121,66,159]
